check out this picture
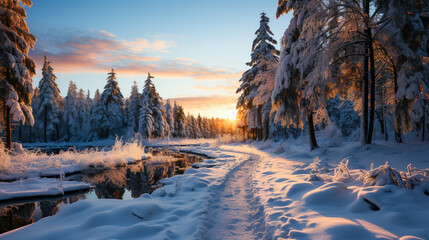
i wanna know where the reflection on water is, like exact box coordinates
[0,148,204,234]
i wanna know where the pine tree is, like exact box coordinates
[29,87,39,142]
[77,88,91,139]
[138,73,168,138]
[34,55,62,142]
[94,89,100,102]
[378,0,429,142]
[127,81,141,135]
[0,0,37,148]
[237,12,279,140]
[165,99,174,137]
[273,1,326,149]
[99,69,125,137]
[173,102,186,138]
[63,81,78,140]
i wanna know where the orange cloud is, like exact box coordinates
[30,29,240,81]
[191,83,239,92]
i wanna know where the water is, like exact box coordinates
[0,148,205,234]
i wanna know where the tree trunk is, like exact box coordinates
[376,110,385,135]
[29,125,32,143]
[366,13,376,144]
[56,124,59,141]
[44,105,47,142]
[393,64,403,143]
[264,117,269,140]
[383,108,388,141]
[361,43,369,145]
[5,106,11,149]
[19,124,22,142]
[422,116,426,142]
[307,111,318,150]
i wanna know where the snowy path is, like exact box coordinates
[204,152,267,240]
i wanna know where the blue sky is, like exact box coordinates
[26,0,292,119]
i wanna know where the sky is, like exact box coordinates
[25,0,292,119]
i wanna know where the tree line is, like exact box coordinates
[237,1,428,149]
[17,62,235,142]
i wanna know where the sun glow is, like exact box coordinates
[222,108,238,121]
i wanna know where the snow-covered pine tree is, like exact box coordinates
[0,0,37,148]
[93,89,100,102]
[29,87,39,142]
[165,99,174,137]
[89,101,108,139]
[253,57,278,140]
[377,0,429,142]
[173,101,186,138]
[237,12,279,140]
[127,81,141,136]
[34,55,62,142]
[63,81,78,140]
[273,0,327,150]
[86,90,92,103]
[99,69,125,137]
[77,88,91,139]
[186,113,197,138]
[138,73,168,139]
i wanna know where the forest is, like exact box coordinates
[237,1,429,149]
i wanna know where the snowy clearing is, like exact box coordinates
[1,139,429,239]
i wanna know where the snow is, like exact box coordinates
[0,140,150,181]
[0,177,90,201]
[1,138,429,239]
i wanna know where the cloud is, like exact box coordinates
[30,29,240,80]
[191,83,239,92]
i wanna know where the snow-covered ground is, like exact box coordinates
[1,138,429,239]
[0,178,90,201]
[0,140,150,181]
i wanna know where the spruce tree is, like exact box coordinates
[94,89,100,102]
[77,88,91,139]
[165,99,174,137]
[63,81,78,140]
[127,81,141,135]
[236,12,279,140]
[0,0,37,148]
[173,102,186,138]
[138,73,167,138]
[274,0,328,149]
[99,69,125,137]
[35,56,62,142]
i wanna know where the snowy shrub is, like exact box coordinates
[307,157,330,174]
[273,144,286,154]
[357,163,429,190]
[333,159,352,182]
[306,173,324,181]
[11,142,25,154]
[320,125,343,147]
[0,142,11,173]
[3,139,149,178]
[403,165,429,190]
[364,162,408,188]
[257,141,272,150]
